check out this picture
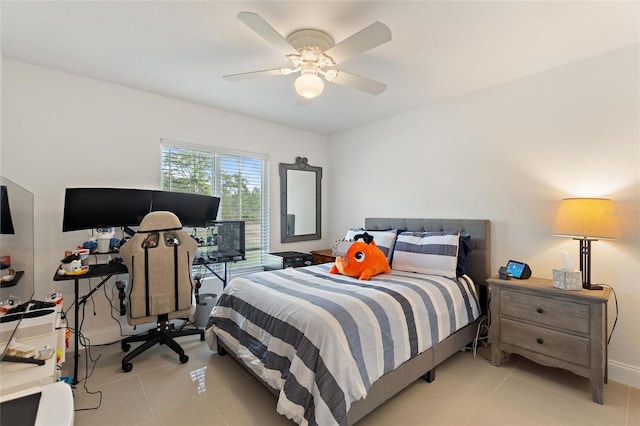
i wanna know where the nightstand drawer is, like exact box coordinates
[500,290,589,335]
[500,318,590,367]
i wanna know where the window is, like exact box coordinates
[161,140,269,270]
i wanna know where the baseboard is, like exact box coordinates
[87,323,134,346]
[65,322,150,352]
[608,359,640,389]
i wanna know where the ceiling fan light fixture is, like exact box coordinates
[295,73,324,99]
[226,13,392,98]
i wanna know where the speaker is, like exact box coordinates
[498,266,510,280]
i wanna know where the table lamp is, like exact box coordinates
[552,198,620,290]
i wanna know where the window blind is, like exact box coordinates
[161,140,270,270]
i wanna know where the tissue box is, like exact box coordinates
[553,269,582,290]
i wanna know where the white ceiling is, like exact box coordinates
[2,1,638,135]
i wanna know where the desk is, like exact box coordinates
[52,259,232,384]
[53,263,128,385]
[194,258,234,288]
[0,308,63,398]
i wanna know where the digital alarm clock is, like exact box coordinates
[506,260,532,279]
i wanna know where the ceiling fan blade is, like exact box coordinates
[323,22,391,64]
[237,12,298,55]
[223,68,287,81]
[329,70,387,95]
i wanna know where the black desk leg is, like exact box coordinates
[71,273,115,386]
[73,277,80,386]
[204,262,229,288]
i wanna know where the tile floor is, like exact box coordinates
[63,338,639,426]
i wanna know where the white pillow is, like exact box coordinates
[343,228,398,264]
[392,231,460,279]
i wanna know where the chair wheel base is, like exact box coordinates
[180,354,189,363]
[122,362,133,373]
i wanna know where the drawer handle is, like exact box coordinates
[536,338,544,344]
[536,307,544,314]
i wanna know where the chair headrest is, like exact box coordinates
[138,211,183,232]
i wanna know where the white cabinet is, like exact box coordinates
[0,306,66,399]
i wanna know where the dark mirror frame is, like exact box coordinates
[279,157,322,243]
[0,176,34,304]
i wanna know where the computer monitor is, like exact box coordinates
[206,221,245,263]
[62,188,152,232]
[151,191,220,228]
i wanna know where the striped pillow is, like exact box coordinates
[392,230,460,279]
[344,228,398,264]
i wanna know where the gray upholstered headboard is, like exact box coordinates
[364,218,491,287]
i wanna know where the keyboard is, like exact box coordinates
[3,301,56,315]
[0,309,55,323]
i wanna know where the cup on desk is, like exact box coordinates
[96,237,111,253]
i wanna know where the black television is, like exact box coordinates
[62,188,152,232]
[1,185,15,235]
[151,191,220,228]
[206,221,245,263]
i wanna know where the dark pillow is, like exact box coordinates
[457,235,473,277]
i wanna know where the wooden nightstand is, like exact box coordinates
[487,276,610,404]
[310,249,336,265]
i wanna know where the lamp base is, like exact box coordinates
[584,283,604,291]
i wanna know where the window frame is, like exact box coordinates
[160,139,270,272]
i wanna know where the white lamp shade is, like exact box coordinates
[552,198,621,240]
[295,74,324,99]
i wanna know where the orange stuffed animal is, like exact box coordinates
[329,233,391,280]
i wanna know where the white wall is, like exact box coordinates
[1,58,329,341]
[328,45,640,387]
[2,43,638,387]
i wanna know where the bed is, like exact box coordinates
[205,218,490,426]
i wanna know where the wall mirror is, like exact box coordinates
[280,157,322,243]
[0,176,34,305]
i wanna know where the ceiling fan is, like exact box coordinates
[223,12,392,101]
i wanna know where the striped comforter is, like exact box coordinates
[205,263,479,426]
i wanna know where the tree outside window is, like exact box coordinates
[161,143,269,269]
